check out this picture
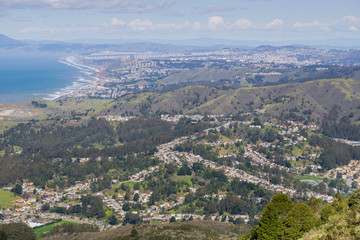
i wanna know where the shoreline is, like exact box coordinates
[45,56,101,101]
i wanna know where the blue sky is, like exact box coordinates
[0,0,359,42]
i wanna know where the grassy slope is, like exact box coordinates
[41,221,252,240]
[99,78,360,122]
[0,189,20,208]
[35,221,80,238]
[300,190,360,240]
[2,78,360,127]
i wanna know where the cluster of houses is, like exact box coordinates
[0,117,348,230]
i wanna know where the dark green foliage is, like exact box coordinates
[50,206,66,214]
[220,194,248,215]
[284,203,318,239]
[91,175,112,192]
[109,215,118,225]
[256,204,284,240]
[41,223,99,238]
[31,101,47,108]
[323,115,360,140]
[169,216,176,223]
[123,212,142,225]
[11,184,22,195]
[41,203,50,211]
[1,117,116,154]
[122,202,131,211]
[177,163,192,176]
[309,135,360,169]
[252,118,261,126]
[80,195,105,218]
[116,117,172,143]
[0,222,36,240]
[244,194,318,240]
[0,231,6,240]
[0,117,209,187]
[268,194,293,217]
[133,193,139,202]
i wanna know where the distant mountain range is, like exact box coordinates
[0,34,25,46]
[0,33,359,56]
[68,36,360,48]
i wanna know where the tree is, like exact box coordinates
[284,203,318,239]
[41,203,50,211]
[0,223,36,240]
[133,193,139,202]
[268,194,293,218]
[11,184,22,195]
[81,195,105,218]
[256,204,284,240]
[123,212,142,225]
[177,163,192,176]
[124,192,131,201]
[253,118,261,126]
[108,215,118,225]
[169,216,176,223]
[122,202,130,211]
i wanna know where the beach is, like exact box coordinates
[45,56,101,101]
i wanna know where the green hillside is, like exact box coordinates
[40,221,251,240]
[2,78,360,126]
[97,78,360,123]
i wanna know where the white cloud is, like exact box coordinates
[332,15,360,31]
[335,15,360,25]
[207,16,224,30]
[128,19,153,31]
[294,16,360,32]
[293,20,330,31]
[265,18,284,29]
[111,18,126,26]
[233,19,256,30]
[21,27,58,33]
[155,23,179,31]
[193,22,202,30]
[349,26,359,31]
[106,15,360,34]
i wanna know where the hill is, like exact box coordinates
[40,221,251,240]
[96,78,360,123]
[2,78,360,128]
[0,34,22,46]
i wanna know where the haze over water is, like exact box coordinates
[0,55,94,104]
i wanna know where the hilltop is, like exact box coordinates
[1,78,360,132]
[40,221,251,240]
[98,78,360,122]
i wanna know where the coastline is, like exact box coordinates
[45,56,101,101]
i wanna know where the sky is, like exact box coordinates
[0,0,359,43]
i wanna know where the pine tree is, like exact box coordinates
[256,204,284,240]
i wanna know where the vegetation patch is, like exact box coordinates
[0,189,20,208]
[34,220,80,238]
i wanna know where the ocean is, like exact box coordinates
[0,55,98,103]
